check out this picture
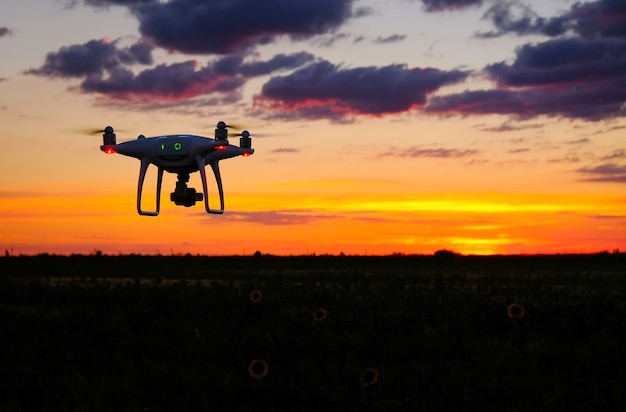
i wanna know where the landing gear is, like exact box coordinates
[170,172,203,207]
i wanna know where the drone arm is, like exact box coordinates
[136,158,163,216]
[195,155,224,214]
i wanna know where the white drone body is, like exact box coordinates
[100,121,254,216]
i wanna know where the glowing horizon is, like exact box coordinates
[2,180,624,256]
[1,1,625,257]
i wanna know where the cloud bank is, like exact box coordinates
[23,0,626,123]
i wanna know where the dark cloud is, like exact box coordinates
[256,60,470,120]
[379,147,478,158]
[419,0,483,12]
[25,38,153,78]
[426,37,626,121]
[570,0,626,40]
[0,27,13,37]
[84,0,155,5]
[577,163,626,182]
[485,38,626,87]
[478,0,626,39]
[82,53,314,99]
[373,34,407,44]
[131,0,355,54]
[27,37,313,102]
[477,3,570,39]
[81,61,245,99]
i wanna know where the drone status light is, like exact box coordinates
[102,146,116,154]
[215,145,228,150]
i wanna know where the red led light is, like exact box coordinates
[215,145,228,150]
[242,152,252,157]
[103,146,116,154]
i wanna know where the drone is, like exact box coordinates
[100,121,254,216]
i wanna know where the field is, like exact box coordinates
[1,253,626,411]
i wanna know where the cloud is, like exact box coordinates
[130,0,356,54]
[271,148,300,154]
[379,146,478,158]
[600,149,625,160]
[25,38,153,78]
[425,36,626,121]
[419,0,484,12]
[82,0,157,6]
[311,33,351,48]
[27,38,314,102]
[484,38,626,88]
[255,60,470,120]
[373,34,407,44]
[577,163,626,182]
[565,138,590,145]
[547,156,580,164]
[222,210,335,225]
[0,27,13,37]
[216,52,316,77]
[81,61,245,99]
[476,2,570,39]
[477,0,626,39]
[478,120,543,132]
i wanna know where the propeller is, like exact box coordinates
[77,126,125,135]
[231,131,270,138]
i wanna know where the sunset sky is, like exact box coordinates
[1,0,625,256]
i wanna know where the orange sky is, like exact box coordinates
[2,175,624,256]
[1,1,625,256]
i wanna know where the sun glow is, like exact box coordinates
[1,179,624,256]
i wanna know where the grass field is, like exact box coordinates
[1,253,626,411]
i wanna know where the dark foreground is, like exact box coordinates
[1,253,626,411]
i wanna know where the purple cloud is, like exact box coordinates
[27,38,314,102]
[426,37,626,121]
[256,60,469,120]
[478,0,626,40]
[477,3,570,39]
[25,38,153,78]
[0,27,13,37]
[131,0,356,54]
[577,163,626,182]
[81,53,314,100]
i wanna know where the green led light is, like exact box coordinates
[174,142,182,151]
[161,144,165,150]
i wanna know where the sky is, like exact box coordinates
[1,0,625,256]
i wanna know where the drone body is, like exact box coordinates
[100,121,253,216]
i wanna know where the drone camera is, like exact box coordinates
[170,187,203,207]
[170,172,203,207]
